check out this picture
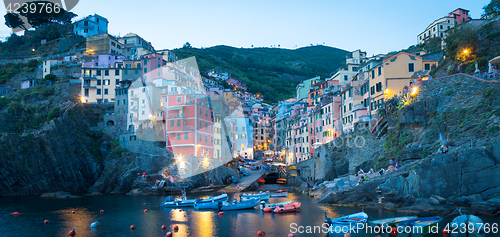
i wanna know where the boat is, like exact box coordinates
[450,215,484,232]
[369,216,418,228]
[260,200,292,210]
[270,190,288,197]
[221,199,260,211]
[161,192,228,208]
[396,216,442,235]
[273,202,301,213]
[325,212,368,233]
[240,192,270,201]
[194,200,226,210]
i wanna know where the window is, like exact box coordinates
[371,70,375,79]
[184,133,188,140]
[408,63,415,72]
[105,70,109,76]
[424,63,430,70]
[144,68,147,73]
[378,67,382,76]
[144,59,148,65]
[348,89,352,97]
[177,120,181,127]
[97,79,101,85]
[97,70,101,76]
[177,96,181,103]
[97,89,101,95]
[170,120,174,127]
[349,103,352,111]
[440,25,443,29]
[448,26,451,30]
[344,75,348,81]
[104,80,110,85]
[177,133,181,140]
[115,70,119,76]
[116,79,119,85]
[205,135,208,142]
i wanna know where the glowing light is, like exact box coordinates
[31,48,35,52]
[384,89,389,94]
[411,87,418,96]
[80,97,85,103]
[463,49,469,55]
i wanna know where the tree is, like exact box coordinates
[44,73,56,83]
[4,13,26,30]
[483,0,500,18]
[183,42,192,48]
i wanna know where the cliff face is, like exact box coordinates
[314,74,500,215]
[0,105,104,196]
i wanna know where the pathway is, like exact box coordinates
[222,170,264,193]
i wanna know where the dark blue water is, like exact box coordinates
[0,192,498,237]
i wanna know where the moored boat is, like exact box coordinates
[450,215,484,232]
[273,202,301,213]
[260,200,292,210]
[221,199,260,211]
[270,190,288,197]
[325,212,368,233]
[240,192,270,201]
[161,192,228,208]
[396,216,442,235]
[194,201,226,210]
[369,216,418,228]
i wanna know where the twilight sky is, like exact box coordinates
[0,0,490,55]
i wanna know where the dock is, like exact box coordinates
[222,170,264,193]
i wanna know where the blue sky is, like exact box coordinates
[0,0,490,55]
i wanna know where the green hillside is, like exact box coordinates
[172,45,348,103]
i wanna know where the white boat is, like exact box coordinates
[240,194,270,201]
[270,191,288,197]
[325,212,368,233]
[221,199,260,211]
[369,216,418,228]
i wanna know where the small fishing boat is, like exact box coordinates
[396,216,442,235]
[161,193,228,208]
[273,202,301,213]
[325,212,368,233]
[194,201,226,210]
[270,190,288,197]
[240,192,270,201]
[369,216,418,228]
[221,199,260,211]
[260,200,292,210]
[450,215,484,232]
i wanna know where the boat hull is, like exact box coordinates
[161,193,228,208]
[260,200,292,210]
[273,202,301,213]
[396,216,442,235]
[369,216,418,228]
[450,215,484,232]
[221,199,260,211]
[326,212,368,233]
[240,194,270,201]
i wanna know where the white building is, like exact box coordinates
[232,114,254,159]
[73,14,109,38]
[417,17,456,44]
[42,59,62,78]
[118,33,155,60]
[331,50,367,86]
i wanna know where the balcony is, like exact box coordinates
[83,83,96,88]
[130,95,139,100]
[352,103,367,111]
[166,126,196,133]
[82,75,97,80]
[130,105,138,111]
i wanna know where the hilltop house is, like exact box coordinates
[73,14,108,38]
[417,8,471,44]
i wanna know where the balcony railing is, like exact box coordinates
[82,75,97,79]
[83,84,96,88]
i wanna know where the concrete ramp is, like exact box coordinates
[223,170,264,193]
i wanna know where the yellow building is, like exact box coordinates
[368,52,439,114]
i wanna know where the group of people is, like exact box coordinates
[354,158,401,187]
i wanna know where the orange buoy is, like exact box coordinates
[166,232,172,237]
[218,212,224,215]
[178,209,183,212]
[442,229,449,235]
[72,211,75,214]
[68,228,76,236]
[174,225,179,230]
[12,212,20,215]
[288,234,294,237]
[130,225,135,230]
[263,207,272,212]
[44,220,49,224]
[144,209,148,213]
[161,225,166,229]
[100,210,104,214]
[257,230,263,235]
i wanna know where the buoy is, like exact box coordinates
[161,225,166,229]
[72,211,75,214]
[130,225,135,230]
[100,210,104,214]
[144,209,148,213]
[12,212,20,216]
[263,207,272,212]
[288,234,294,237]
[257,230,263,235]
[391,227,397,233]
[44,220,49,224]
[166,232,172,237]
[179,209,183,212]
[218,212,224,215]
[442,229,449,234]
[68,227,76,236]
[174,225,179,230]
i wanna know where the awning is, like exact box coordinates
[490,55,500,64]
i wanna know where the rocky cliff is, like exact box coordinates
[312,74,500,215]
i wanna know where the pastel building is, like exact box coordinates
[331,50,367,86]
[296,76,320,102]
[118,33,155,60]
[73,14,108,38]
[86,34,123,56]
[417,8,471,44]
[80,55,127,104]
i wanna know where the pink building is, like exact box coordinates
[164,94,214,158]
[227,78,247,91]
[141,53,167,83]
[448,8,471,25]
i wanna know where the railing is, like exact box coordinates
[82,75,97,79]
[82,83,96,88]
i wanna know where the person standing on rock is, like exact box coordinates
[376,186,382,203]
